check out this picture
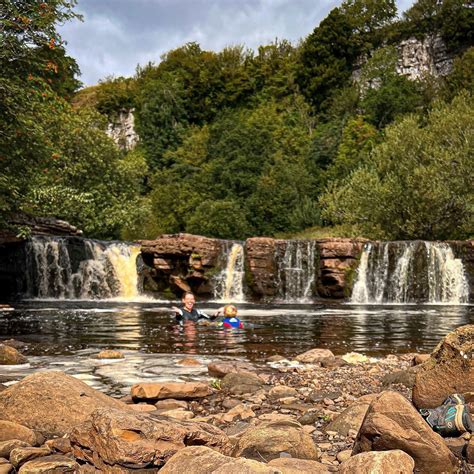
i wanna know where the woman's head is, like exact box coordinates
[182,292,195,311]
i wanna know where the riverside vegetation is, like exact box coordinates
[1,0,473,241]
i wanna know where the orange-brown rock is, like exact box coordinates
[70,408,230,470]
[131,382,211,401]
[0,422,37,446]
[10,447,51,468]
[0,345,28,365]
[295,348,334,364]
[221,372,263,395]
[17,454,78,473]
[232,420,320,462]
[207,361,255,379]
[353,391,458,473]
[340,450,415,474]
[0,440,30,459]
[413,324,474,409]
[0,371,128,438]
[267,457,330,473]
[96,350,124,359]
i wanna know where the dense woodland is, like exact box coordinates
[1,0,473,241]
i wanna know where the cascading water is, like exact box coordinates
[350,241,469,304]
[276,240,317,302]
[213,242,245,302]
[25,236,141,299]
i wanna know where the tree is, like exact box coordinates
[320,93,474,240]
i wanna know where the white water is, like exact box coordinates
[25,237,141,299]
[276,240,317,302]
[213,242,246,302]
[350,241,469,304]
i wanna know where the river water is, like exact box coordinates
[1,300,473,395]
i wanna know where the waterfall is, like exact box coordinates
[350,241,469,304]
[25,236,141,299]
[213,242,245,302]
[276,240,317,302]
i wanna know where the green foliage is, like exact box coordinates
[321,93,474,240]
[95,76,136,118]
[443,47,474,99]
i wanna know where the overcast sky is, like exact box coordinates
[59,0,415,87]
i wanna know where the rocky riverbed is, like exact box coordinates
[0,325,473,473]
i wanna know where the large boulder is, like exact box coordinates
[0,371,128,438]
[232,420,319,462]
[70,407,230,471]
[159,446,277,474]
[295,348,334,364]
[0,344,28,365]
[0,422,37,446]
[412,324,474,409]
[339,450,415,474]
[353,391,458,473]
[131,382,211,401]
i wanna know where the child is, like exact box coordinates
[215,304,244,329]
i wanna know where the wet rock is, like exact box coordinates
[0,440,30,459]
[0,344,28,365]
[267,457,330,473]
[232,420,320,462]
[340,450,415,474]
[207,362,255,378]
[325,394,377,437]
[70,407,230,470]
[17,454,79,473]
[413,324,474,409]
[269,386,298,399]
[131,382,211,401]
[159,446,276,474]
[0,371,128,438]
[10,447,51,468]
[221,372,263,395]
[295,348,334,364]
[96,350,124,359]
[0,422,38,446]
[155,399,188,411]
[353,391,458,473]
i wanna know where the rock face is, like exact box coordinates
[106,108,138,151]
[131,382,212,401]
[353,391,458,473]
[340,450,415,474]
[0,345,28,365]
[70,408,230,470]
[412,324,474,409]
[0,371,128,438]
[159,446,276,474]
[232,420,320,462]
[140,233,224,297]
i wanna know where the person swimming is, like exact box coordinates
[214,304,244,329]
[172,292,216,324]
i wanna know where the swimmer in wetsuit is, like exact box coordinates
[172,292,216,324]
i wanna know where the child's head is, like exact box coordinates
[223,304,238,317]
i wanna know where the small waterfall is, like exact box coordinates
[213,242,245,302]
[276,240,317,302]
[350,241,469,304]
[25,236,141,299]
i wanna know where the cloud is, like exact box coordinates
[59,0,415,86]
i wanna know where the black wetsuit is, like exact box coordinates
[175,307,213,323]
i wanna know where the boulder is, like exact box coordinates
[70,407,230,470]
[268,386,298,399]
[325,394,377,437]
[0,422,37,446]
[0,371,128,438]
[413,324,474,409]
[267,457,330,473]
[353,391,458,473]
[232,420,320,462]
[381,367,418,389]
[413,354,431,365]
[159,409,194,421]
[96,350,124,359]
[207,362,255,378]
[17,454,79,473]
[155,399,188,411]
[0,440,30,459]
[44,438,71,455]
[131,382,211,401]
[221,372,263,395]
[444,437,467,459]
[0,345,28,365]
[340,450,415,474]
[10,447,51,468]
[159,446,276,474]
[0,459,12,474]
[295,348,334,364]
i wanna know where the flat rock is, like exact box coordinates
[0,440,30,459]
[155,399,188,411]
[0,371,128,438]
[131,382,211,401]
[295,348,334,364]
[17,454,78,473]
[159,409,195,421]
[70,407,230,470]
[0,345,28,365]
[267,457,330,473]
[10,447,51,468]
[353,391,458,473]
[340,450,415,474]
[159,446,277,474]
[413,324,474,409]
[232,419,320,462]
[96,350,124,359]
[0,422,38,446]
[268,386,298,399]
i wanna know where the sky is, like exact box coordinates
[59,0,416,87]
